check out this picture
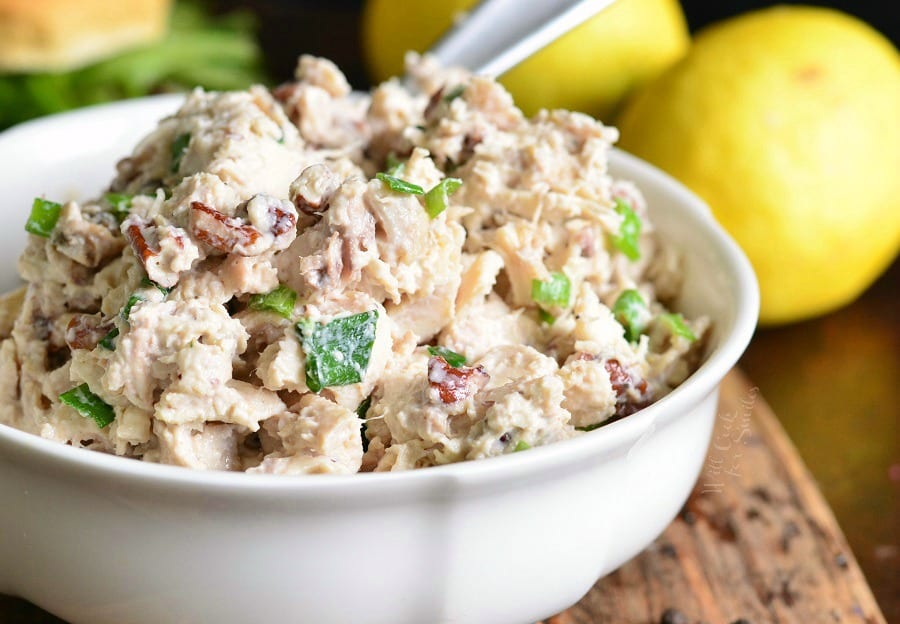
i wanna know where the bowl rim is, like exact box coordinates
[0,95,759,496]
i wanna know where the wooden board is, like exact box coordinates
[540,369,886,624]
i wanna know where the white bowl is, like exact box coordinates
[0,95,758,624]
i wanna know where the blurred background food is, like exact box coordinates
[361,0,690,120]
[0,0,171,73]
[617,5,900,325]
[361,1,898,326]
[0,0,267,129]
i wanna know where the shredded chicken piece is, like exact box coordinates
[250,394,363,475]
[0,54,708,473]
[51,202,124,268]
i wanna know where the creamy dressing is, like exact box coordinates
[0,55,709,474]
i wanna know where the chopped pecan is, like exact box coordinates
[269,202,298,237]
[66,315,113,351]
[460,131,483,163]
[190,201,261,252]
[125,220,159,264]
[50,203,125,268]
[423,86,445,121]
[298,231,343,289]
[272,82,298,103]
[293,195,328,220]
[428,356,489,404]
[190,197,297,256]
[289,164,341,222]
[576,227,596,258]
[604,358,650,417]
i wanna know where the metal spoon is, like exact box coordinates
[427,0,619,78]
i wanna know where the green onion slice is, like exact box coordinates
[531,272,571,308]
[59,383,115,428]
[25,198,62,237]
[296,310,379,393]
[358,395,372,453]
[385,153,405,176]
[375,172,424,195]
[658,312,697,341]
[170,133,191,173]
[356,395,372,419]
[575,423,603,432]
[424,177,462,218]
[427,346,466,368]
[139,276,171,296]
[537,309,556,326]
[443,85,465,102]
[249,285,297,319]
[612,289,648,342]
[610,198,641,261]
[98,328,119,351]
[104,192,133,221]
[122,279,170,321]
[514,440,531,452]
[121,294,144,321]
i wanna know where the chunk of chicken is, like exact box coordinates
[155,421,243,471]
[103,299,248,411]
[250,393,363,475]
[466,374,574,460]
[51,202,124,268]
[439,294,542,363]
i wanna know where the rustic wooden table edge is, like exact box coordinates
[543,368,886,624]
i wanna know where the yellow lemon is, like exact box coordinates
[360,0,690,120]
[616,6,900,325]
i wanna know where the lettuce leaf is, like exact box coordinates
[0,2,267,129]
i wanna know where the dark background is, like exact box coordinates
[214,0,900,88]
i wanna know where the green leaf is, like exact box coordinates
[139,276,172,297]
[610,198,641,261]
[249,285,297,319]
[375,172,424,195]
[385,153,405,176]
[612,289,648,342]
[122,279,170,321]
[531,272,571,308]
[59,383,115,428]
[25,198,62,237]
[575,423,603,432]
[170,133,191,173]
[296,310,379,393]
[443,85,465,102]
[424,177,463,218]
[658,312,697,342]
[514,440,531,452]
[98,328,119,351]
[537,309,556,325]
[121,294,145,321]
[357,395,372,453]
[104,192,133,221]
[427,346,467,368]
[356,396,372,419]
[0,2,268,130]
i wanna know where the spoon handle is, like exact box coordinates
[428,0,619,78]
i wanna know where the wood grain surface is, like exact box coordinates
[540,369,886,624]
